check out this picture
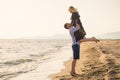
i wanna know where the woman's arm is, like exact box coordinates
[76,23,80,29]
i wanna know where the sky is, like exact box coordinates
[0,0,120,38]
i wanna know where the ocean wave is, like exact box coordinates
[0,39,71,80]
[0,61,38,80]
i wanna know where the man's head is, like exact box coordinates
[64,23,71,29]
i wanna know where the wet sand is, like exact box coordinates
[50,40,120,80]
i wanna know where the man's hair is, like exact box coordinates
[64,23,69,29]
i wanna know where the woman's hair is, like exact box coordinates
[69,6,77,12]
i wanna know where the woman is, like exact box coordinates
[69,6,86,41]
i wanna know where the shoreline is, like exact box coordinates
[50,40,120,80]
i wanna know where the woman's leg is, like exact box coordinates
[80,37,100,43]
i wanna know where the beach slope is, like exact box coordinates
[51,40,120,80]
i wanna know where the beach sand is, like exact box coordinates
[50,40,120,80]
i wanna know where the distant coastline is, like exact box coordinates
[96,31,120,39]
[1,31,119,40]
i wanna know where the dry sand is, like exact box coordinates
[50,40,120,80]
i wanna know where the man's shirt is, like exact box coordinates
[69,26,80,45]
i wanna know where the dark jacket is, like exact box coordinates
[71,12,86,35]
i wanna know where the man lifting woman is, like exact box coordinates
[64,6,100,76]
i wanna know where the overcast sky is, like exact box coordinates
[0,0,120,38]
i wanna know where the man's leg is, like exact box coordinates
[71,44,80,76]
[71,59,77,73]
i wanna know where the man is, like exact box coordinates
[64,23,99,76]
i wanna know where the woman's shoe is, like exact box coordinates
[95,39,100,43]
[92,37,100,43]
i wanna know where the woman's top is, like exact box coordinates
[71,12,86,35]
[71,12,80,27]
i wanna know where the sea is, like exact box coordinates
[0,39,71,80]
[96,31,120,39]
